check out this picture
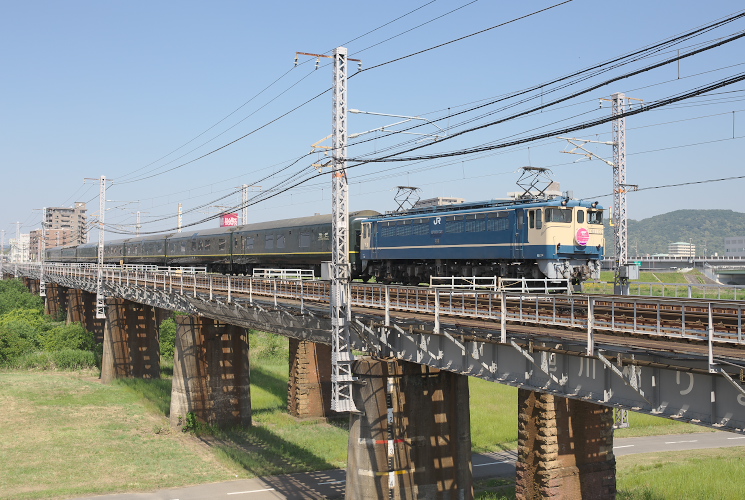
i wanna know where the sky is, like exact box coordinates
[2,0,744,242]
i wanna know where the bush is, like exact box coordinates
[0,280,43,315]
[42,323,95,352]
[0,322,41,363]
[9,349,97,370]
[160,318,177,359]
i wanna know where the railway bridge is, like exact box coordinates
[4,263,745,499]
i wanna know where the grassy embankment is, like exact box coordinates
[584,269,745,299]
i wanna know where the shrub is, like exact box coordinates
[160,318,177,359]
[0,280,43,315]
[9,349,96,370]
[42,323,95,352]
[0,322,40,363]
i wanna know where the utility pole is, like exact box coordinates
[237,185,261,225]
[86,176,112,319]
[1,229,5,278]
[15,221,20,275]
[330,46,355,413]
[39,207,46,297]
[177,203,183,233]
[559,93,640,295]
[297,47,361,412]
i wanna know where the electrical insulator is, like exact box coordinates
[315,58,320,70]
[294,55,298,67]
[357,61,362,71]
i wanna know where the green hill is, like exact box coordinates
[602,209,745,258]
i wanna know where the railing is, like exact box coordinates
[10,263,745,353]
[252,268,315,280]
[583,280,745,300]
[429,276,571,294]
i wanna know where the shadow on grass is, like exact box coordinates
[200,424,338,487]
[250,365,288,406]
[115,377,172,417]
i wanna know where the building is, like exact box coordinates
[668,241,695,257]
[44,202,88,248]
[725,236,745,258]
[10,234,31,262]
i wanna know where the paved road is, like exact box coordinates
[74,432,744,500]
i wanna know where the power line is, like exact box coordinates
[351,0,574,74]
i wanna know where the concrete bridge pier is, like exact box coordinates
[100,298,160,383]
[44,282,68,319]
[287,338,332,418]
[80,291,105,342]
[66,288,85,325]
[170,315,251,429]
[515,389,616,499]
[346,358,473,500]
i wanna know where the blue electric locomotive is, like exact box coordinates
[359,198,604,284]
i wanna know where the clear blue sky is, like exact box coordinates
[2,0,744,241]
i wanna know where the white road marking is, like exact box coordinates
[727,436,745,440]
[317,480,345,485]
[665,440,698,444]
[613,445,635,449]
[473,461,509,467]
[227,489,276,495]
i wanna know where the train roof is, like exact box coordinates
[168,210,381,239]
[371,198,603,219]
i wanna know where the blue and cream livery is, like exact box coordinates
[359,198,604,284]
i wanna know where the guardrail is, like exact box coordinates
[9,263,745,355]
[583,280,745,300]
[252,268,315,280]
[429,276,571,294]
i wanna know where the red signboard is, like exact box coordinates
[220,213,239,227]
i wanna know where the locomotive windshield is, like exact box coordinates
[587,210,603,225]
[544,208,572,223]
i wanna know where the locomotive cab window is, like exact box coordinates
[577,210,585,224]
[588,210,603,225]
[544,208,572,223]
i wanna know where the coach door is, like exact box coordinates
[513,209,524,259]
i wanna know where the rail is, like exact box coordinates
[10,263,745,354]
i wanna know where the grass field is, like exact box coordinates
[0,329,730,499]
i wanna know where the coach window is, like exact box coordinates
[276,234,286,249]
[265,234,274,250]
[300,233,311,248]
[218,238,226,251]
[246,236,255,249]
[577,209,585,224]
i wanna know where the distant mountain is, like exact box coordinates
[602,209,745,257]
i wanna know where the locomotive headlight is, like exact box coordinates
[561,199,568,206]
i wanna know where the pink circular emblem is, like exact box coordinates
[576,227,590,246]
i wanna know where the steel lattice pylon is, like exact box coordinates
[612,93,629,295]
[330,47,357,413]
[95,176,107,319]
